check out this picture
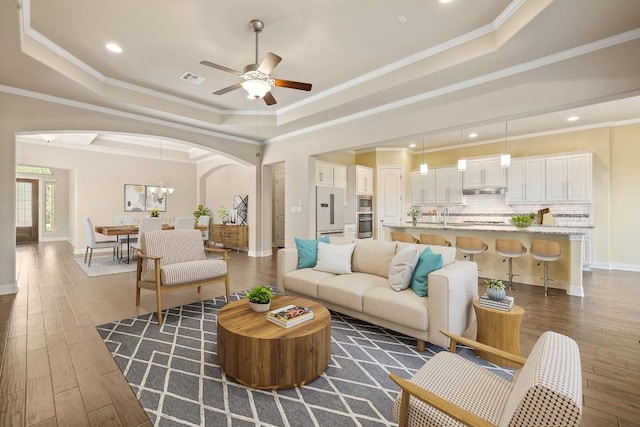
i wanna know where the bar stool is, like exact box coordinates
[530,240,562,296]
[419,234,452,247]
[495,238,527,290]
[390,232,419,244]
[455,236,488,262]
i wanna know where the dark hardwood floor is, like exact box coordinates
[0,240,638,426]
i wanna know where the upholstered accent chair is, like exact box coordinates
[390,330,582,426]
[136,229,230,323]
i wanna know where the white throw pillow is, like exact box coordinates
[314,242,356,274]
[388,244,420,291]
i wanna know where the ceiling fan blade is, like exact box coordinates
[275,79,312,91]
[257,52,282,74]
[200,60,242,75]
[263,91,277,106]
[213,83,242,95]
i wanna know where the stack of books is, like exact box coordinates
[266,304,314,328]
[479,294,515,311]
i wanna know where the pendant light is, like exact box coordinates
[457,128,466,171]
[148,141,174,203]
[500,121,511,167]
[419,137,428,175]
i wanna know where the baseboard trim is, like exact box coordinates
[249,250,273,257]
[592,262,640,272]
[0,282,18,295]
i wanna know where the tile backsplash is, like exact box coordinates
[413,194,591,226]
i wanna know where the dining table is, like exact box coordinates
[95,223,207,264]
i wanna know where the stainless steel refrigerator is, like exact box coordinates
[316,186,345,237]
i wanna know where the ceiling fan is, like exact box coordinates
[200,19,312,106]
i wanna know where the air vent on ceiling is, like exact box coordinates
[180,72,206,85]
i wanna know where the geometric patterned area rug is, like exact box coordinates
[97,292,513,426]
[74,255,137,277]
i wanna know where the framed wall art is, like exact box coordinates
[124,184,146,212]
[145,186,167,212]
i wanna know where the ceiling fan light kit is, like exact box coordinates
[200,19,312,106]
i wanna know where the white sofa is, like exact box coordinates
[277,238,478,350]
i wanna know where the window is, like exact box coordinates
[16,165,52,175]
[45,181,56,232]
[15,181,33,227]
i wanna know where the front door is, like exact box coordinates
[376,166,403,240]
[16,178,39,244]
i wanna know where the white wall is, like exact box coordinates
[17,142,198,252]
[205,164,252,224]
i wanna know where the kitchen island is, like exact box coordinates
[383,222,592,297]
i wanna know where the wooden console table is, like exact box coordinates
[472,300,525,368]
[210,224,248,252]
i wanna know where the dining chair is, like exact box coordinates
[197,215,211,243]
[174,216,194,229]
[115,215,136,254]
[130,218,163,254]
[83,217,120,267]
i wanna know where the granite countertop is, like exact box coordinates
[384,222,593,235]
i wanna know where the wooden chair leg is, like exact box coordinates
[197,286,201,294]
[417,339,426,352]
[398,389,410,427]
[156,290,163,324]
[225,275,230,303]
[135,284,141,306]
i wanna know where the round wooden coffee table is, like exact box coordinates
[217,295,331,389]
[473,300,525,368]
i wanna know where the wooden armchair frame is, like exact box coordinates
[135,246,230,324]
[389,330,526,427]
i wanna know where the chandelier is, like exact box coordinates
[149,141,174,203]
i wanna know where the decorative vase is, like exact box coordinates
[412,218,417,227]
[249,301,271,312]
[487,288,506,301]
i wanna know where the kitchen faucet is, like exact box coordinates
[443,207,448,227]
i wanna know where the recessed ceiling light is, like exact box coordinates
[439,0,453,3]
[409,143,416,148]
[105,43,122,53]
[468,133,478,138]
[396,15,408,24]
[567,115,579,122]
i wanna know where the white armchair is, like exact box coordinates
[390,330,582,426]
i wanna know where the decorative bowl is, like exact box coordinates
[510,215,534,228]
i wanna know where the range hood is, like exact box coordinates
[462,187,506,196]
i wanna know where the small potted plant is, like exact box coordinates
[407,207,423,227]
[217,205,229,224]
[149,207,160,218]
[246,285,273,312]
[484,278,506,301]
[193,204,211,224]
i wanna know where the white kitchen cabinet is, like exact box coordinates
[507,157,545,204]
[463,157,505,189]
[412,171,435,205]
[333,165,347,189]
[545,153,592,203]
[316,161,347,189]
[316,161,333,187]
[356,166,373,195]
[582,229,592,271]
[435,167,463,204]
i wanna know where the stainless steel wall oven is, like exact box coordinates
[357,213,373,238]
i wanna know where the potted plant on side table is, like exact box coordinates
[484,278,506,301]
[246,285,273,312]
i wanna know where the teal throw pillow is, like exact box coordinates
[410,247,443,297]
[295,236,330,269]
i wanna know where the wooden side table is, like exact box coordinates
[472,300,525,368]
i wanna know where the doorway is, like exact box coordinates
[376,166,403,240]
[16,178,39,243]
[274,168,285,248]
